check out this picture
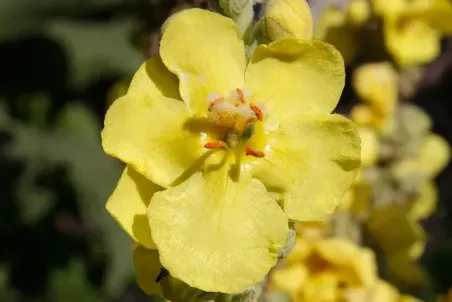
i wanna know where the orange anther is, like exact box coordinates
[236,88,246,104]
[208,97,224,111]
[204,141,224,149]
[245,146,265,157]
[250,104,263,121]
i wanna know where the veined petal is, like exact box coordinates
[106,166,161,249]
[384,15,440,67]
[101,92,204,188]
[252,114,361,221]
[148,160,288,293]
[133,245,163,295]
[245,39,345,124]
[160,8,246,113]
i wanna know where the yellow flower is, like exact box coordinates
[351,62,398,131]
[102,9,361,293]
[366,203,426,257]
[373,0,452,66]
[271,237,378,301]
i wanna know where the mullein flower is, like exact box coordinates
[372,0,452,67]
[102,8,360,293]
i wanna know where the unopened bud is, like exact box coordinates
[259,0,313,42]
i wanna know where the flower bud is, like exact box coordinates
[259,0,313,42]
[218,0,252,19]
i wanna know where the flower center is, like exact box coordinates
[203,88,266,158]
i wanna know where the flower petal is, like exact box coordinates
[252,114,361,221]
[106,166,161,249]
[353,62,398,125]
[366,203,426,254]
[127,56,180,99]
[409,181,437,221]
[391,133,450,181]
[160,8,246,113]
[245,39,345,123]
[424,0,452,34]
[148,163,288,293]
[133,245,163,295]
[384,16,440,67]
[101,92,204,188]
[271,264,308,297]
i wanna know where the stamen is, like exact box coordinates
[250,104,263,121]
[236,88,246,104]
[208,97,224,111]
[204,141,225,149]
[245,146,265,157]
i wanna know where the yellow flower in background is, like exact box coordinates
[372,0,452,67]
[102,8,361,293]
[271,233,378,301]
[366,203,426,257]
[351,62,399,132]
[314,0,370,65]
[391,133,451,181]
[366,203,427,285]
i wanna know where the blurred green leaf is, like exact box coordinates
[48,258,101,302]
[46,20,143,88]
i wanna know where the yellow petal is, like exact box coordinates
[418,133,451,177]
[106,166,161,249]
[409,181,437,220]
[286,238,312,265]
[391,133,450,180]
[127,56,180,99]
[359,127,379,166]
[366,203,426,254]
[386,252,425,285]
[302,272,339,301]
[353,62,398,123]
[314,238,358,266]
[347,0,371,26]
[351,104,375,127]
[133,245,163,295]
[271,265,308,297]
[350,248,378,287]
[252,114,361,221]
[385,16,440,67]
[424,0,452,34]
[371,280,400,302]
[160,8,246,113]
[245,39,345,124]
[101,92,204,188]
[148,163,288,293]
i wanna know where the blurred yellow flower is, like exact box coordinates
[271,236,378,301]
[351,62,398,131]
[102,8,361,293]
[372,0,452,66]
